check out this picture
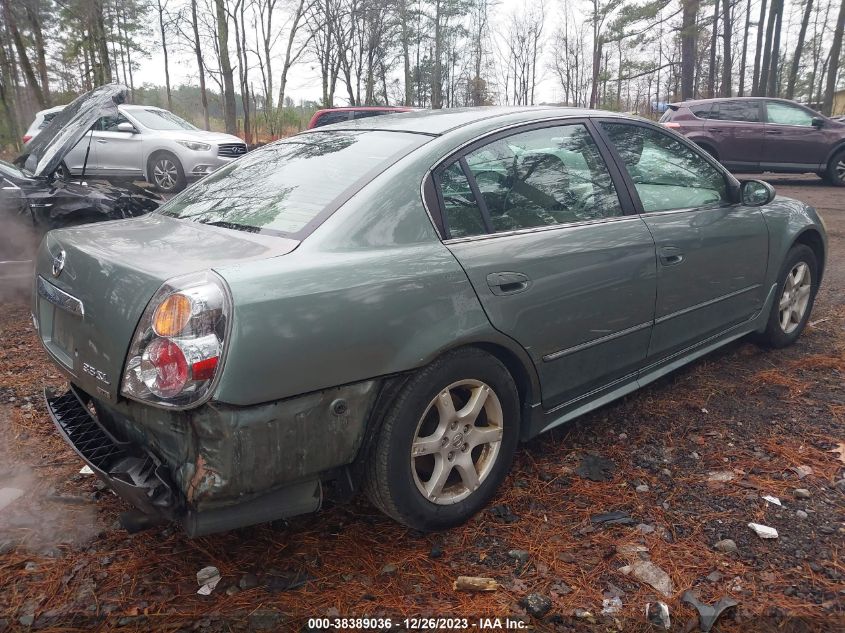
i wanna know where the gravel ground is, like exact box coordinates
[0,174,842,632]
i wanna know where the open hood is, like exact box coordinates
[18,84,128,178]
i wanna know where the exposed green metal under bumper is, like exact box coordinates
[45,379,381,535]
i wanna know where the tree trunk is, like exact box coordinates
[752,0,767,95]
[680,0,699,100]
[277,0,307,110]
[786,0,814,99]
[23,3,50,105]
[765,0,783,96]
[721,0,732,96]
[708,0,719,97]
[738,0,751,95]
[431,0,443,109]
[822,0,845,115]
[191,0,210,129]
[398,1,413,106]
[157,0,173,111]
[215,0,238,134]
[94,0,113,84]
[759,0,778,96]
[0,21,21,148]
[1,0,46,107]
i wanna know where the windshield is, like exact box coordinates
[131,108,197,131]
[158,130,428,237]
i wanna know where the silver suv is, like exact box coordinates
[37,104,246,193]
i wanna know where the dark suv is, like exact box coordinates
[661,97,845,186]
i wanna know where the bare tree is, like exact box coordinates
[215,0,238,133]
[721,0,731,96]
[822,0,845,114]
[680,0,699,100]
[751,0,767,94]
[156,0,173,110]
[786,0,813,99]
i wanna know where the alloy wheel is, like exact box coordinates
[778,261,812,334]
[410,379,504,505]
[836,159,845,183]
[153,158,179,191]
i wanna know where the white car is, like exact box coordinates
[22,105,64,145]
[24,104,246,193]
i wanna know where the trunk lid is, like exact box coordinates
[34,214,297,401]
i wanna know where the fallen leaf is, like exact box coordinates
[829,443,845,465]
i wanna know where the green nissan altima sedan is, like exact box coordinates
[34,88,827,535]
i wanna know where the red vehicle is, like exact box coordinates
[307,106,413,129]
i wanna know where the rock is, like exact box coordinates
[618,433,628,441]
[248,609,283,631]
[624,560,673,596]
[489,505,519,523]
[573,608,594,622]
[590,510,635,525]
[714,539,738,554]
[575,454,617,482]
[793,465,813,479]
[636,523,655,535]
[706,571,723,582]
[660,468,672,477]
[225,585,240,596]
[197,566,220,586]
[691,452,701,460]
[429,545,443,559]
[819,525,835,535]
[519,593,552,618]
[796,510,808,519]
[380,563,398,575]
[748,522,778,539]
[635,484,649,493]
[707,471,735,483]
[507,549,529,564]
[761,495,781,506]
[605,583,625,598]
[550,581,572,596]
[239,573,259,590]
[601,596,622,615]
[18,614,35,627]
[794,488,811,499]
[616,543,649,558]
[646,602,670,630]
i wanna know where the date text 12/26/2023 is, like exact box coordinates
[306,617,528,630]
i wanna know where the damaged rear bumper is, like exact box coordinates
[44,379,377,535]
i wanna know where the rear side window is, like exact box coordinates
[691,104,712,119]
[711,101,760,122]
[313,111,351,127]
[436,123,622,238]
[158,130,427,238]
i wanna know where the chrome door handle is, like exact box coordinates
[659,247,684,266]
[486,271,531,295]
[96,139,108,144]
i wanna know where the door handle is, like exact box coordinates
[658,247,684,266]
[486,271,531,295]
[707,128,723,133]
[96,139,108,144]
[765,130,782,135]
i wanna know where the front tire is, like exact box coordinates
[758,244,819,348]
[148,152,186,193]
[364,348,520,531]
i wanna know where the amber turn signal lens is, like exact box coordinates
[152,293,192,336]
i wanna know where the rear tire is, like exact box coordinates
[757,244,819,348]
[148,152,186,193]
[824,149,845,186]
[364,348,520,531]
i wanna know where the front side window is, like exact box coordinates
[94,114,131,132]
[766,102,814,126]
[447,123,622,234]
[600,122,728,213]
[712,101,760,122]
[158,130,427,237]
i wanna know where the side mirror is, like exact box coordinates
[116,121,137,133]
[740,179,775,207]
[811,116,824,129]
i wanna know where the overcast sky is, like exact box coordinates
[132,0,566,105]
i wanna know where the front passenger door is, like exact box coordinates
[598,121,769,365]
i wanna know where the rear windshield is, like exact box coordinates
[158,130,427,238]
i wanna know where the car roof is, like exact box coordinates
[121,104,164,111]
[309,106,629,136]
[315,106,413,113]
[671,97,802,107]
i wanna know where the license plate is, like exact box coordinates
[51,310,75,358]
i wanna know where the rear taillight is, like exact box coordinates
[662,122,681,129]
[22,135,32,144]
[121,271,232,409]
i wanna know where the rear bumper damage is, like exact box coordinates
[45,379,379,535]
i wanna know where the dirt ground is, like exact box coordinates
[0,174,843,632]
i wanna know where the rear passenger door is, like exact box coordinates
[705,100,766,170]
[435,121,657,412]
[597,120,769,366]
